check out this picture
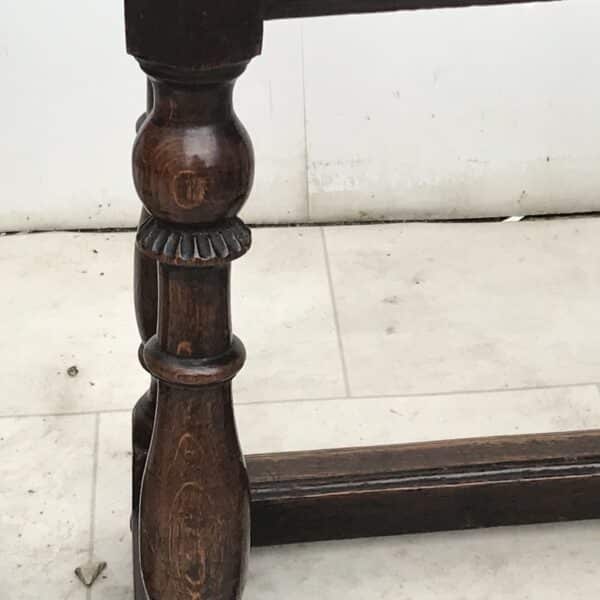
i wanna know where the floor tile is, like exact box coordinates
[0,414,95,599]
[246,521,600,600]
[0,231,145,416]
[91,413,132,600]
[325,218,600,397]
[0,227,344,415]
[237,385,600,453]
[234,227,346,404]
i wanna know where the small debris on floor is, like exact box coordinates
[67,366,79,377]
[75,560,107,588]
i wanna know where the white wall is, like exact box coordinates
[1,0,599,231]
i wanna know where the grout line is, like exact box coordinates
[299,22,311,221]
[0,227,137,236]
[87,413,101,600]
[3,212,600,237]
[235,381,600,408]
[0,408,131,420]
[321,227,352,397]
[1,381,599,420]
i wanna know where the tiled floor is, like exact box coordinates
[2,218,600,599]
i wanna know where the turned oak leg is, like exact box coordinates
[132,80,158,600]
[132,80,157,517]
[132,82,157,516]
[131,62,254,600]
[132,210,158,518]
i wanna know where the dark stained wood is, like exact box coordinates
[125,0,263,70]
[131,380,156,599]
[130,57,255,600]
[131,85,158,600]
[248,430,600,545]
[264,0,562,20]
[123,1,599,599]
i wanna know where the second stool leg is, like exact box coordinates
[132,82,159,600]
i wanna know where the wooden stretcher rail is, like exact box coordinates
[247,429,600,546]
[264,0,561,20]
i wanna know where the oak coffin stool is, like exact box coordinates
[124,0,600,598]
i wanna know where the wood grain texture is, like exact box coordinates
[122,2,597,599]
[131,61,255,600]
[248,430,600,545]
[264,0,562,20]
[140,384,250,598]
